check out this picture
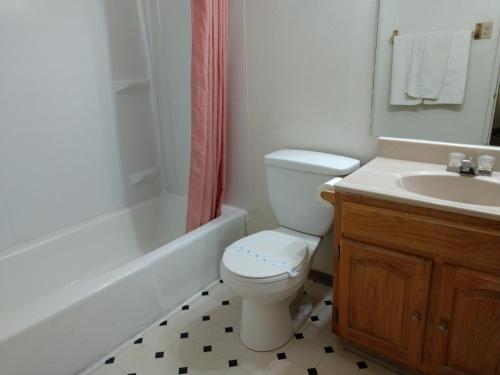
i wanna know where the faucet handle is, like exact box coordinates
[446,152,465,173]
[477,155,495,176]
[448,152,465,166]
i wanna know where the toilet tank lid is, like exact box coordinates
[264,149,360,175]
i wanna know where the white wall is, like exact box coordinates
[0,190,13,250]
[0,0,161,250]
[226,0,379,274]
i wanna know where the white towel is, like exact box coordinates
[407,31,453,100]
[390,35,421,105]
[423,31,471,105]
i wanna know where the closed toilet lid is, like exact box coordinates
[222,230,308,279]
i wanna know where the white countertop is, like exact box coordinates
[335,157,500,221]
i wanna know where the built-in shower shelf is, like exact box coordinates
[113,79,151,94]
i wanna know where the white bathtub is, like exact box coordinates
[0,193,247,375]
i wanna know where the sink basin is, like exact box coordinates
[397,173,500,207]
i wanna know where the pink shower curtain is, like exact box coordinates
[186,0,228,232]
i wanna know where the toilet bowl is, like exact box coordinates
[220,149,360,351]
[220,229,319,351]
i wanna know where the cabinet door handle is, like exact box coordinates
[438,322,448,332]
[411,312,420,321]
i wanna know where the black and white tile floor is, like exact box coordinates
[82,280,398,375]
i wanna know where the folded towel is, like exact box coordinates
[423,31,471,105]
[407,31,453,100]
[390,35,421,105]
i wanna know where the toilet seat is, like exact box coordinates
[222,230,308,281]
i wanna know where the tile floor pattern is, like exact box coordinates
[84,280,398,375]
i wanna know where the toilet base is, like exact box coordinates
[240,288,312,352]
[290,289,312,331]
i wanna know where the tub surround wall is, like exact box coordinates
[102,0,164,205]
[155,0,192,195]
[226,0,379,275]
[0,0,165,251]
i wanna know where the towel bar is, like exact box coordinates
[390,25,484,44]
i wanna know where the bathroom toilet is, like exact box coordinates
[220,149,360,351]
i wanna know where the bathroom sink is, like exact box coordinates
[397,173,500,207]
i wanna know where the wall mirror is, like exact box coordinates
[371,0,500,146]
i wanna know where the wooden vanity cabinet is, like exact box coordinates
[328,191,500,375]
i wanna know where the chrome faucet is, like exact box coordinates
[446,153,494,176]
[460,157,476,174]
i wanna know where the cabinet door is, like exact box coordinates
[338,240,432,365]
[433,266,500,375]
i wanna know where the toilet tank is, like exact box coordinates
[264,149,360,236]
